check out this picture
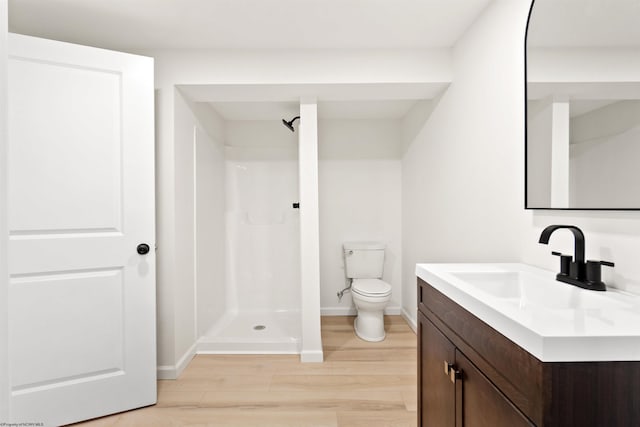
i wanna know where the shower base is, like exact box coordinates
[197,310,301,354]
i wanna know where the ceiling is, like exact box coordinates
[8,0,491,50]
[13,0,640,51]
[9,0,491,121]
[10,1,640,120]
[528,0,640,47]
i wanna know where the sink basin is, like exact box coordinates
[449,270,629,310]
[416,263,640,362]
[449,271,524,298]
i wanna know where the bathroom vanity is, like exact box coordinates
[416,263,640,426]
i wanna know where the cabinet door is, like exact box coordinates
[456,350,533,427]
[419,312,455,427]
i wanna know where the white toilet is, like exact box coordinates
[343,242,392,342]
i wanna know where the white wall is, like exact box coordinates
[226,120,297,150]
[528,47,640,83]
[147,49,450,87]
[318,119,402,314]
[195,122,226,337]
[155,89,196,377]
[400,100,436,156]
[400,0,531,324]
[158,91,228,377]
[570,130,640,208]
[153,87,177,372]
[570,129,640,207]
[569,101,640,208]
[550,102,570,207]
[527,99,553,207]
[0,0,9,419]
[400,0,640,321]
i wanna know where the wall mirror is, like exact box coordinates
[526,0,640,209]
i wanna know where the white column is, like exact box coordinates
[298,97,323,362]
[550,101,570,208]
[0,0,10,419]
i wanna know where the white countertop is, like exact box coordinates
[416,263,640,362]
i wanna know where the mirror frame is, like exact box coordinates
[524,0,640,211]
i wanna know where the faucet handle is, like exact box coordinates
[552,251,572,276]
[586,260,615,290]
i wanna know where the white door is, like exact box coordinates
[7,34,156,426]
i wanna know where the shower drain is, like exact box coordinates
[253,325,266,331]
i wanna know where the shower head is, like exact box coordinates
[282,116,300,132]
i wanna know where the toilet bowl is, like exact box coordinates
[343,241,392,342]
[351,278,392,342]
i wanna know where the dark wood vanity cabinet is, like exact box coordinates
[418,312,532,427]
[419,311,455,426]
[417,278,640,427]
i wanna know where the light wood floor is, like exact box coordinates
[76,315,418,427]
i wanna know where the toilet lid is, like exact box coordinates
[352,279,392,296]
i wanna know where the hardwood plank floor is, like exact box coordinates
[75,315,417,427]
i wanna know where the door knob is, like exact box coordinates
[137,243,150,255]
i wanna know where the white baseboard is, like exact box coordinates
[401,307,417,333]
[320,305,402,316]
[384,306,402,315]
[300,350,324,363]
[156,342,197,380]
[320,307,356,316]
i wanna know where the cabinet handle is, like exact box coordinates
[444,360,461,383]
[444,361,453,375]
[449,367,461,383]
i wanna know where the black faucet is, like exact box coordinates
[538,225,614,291]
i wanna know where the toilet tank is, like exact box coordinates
[344,241,385,279]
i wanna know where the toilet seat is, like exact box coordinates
[352,279,391,297]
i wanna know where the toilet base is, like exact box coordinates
[354,311,386,342]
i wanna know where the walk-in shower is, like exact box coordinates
[197,120,301,354]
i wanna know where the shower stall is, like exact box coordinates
[195,116,307,355]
